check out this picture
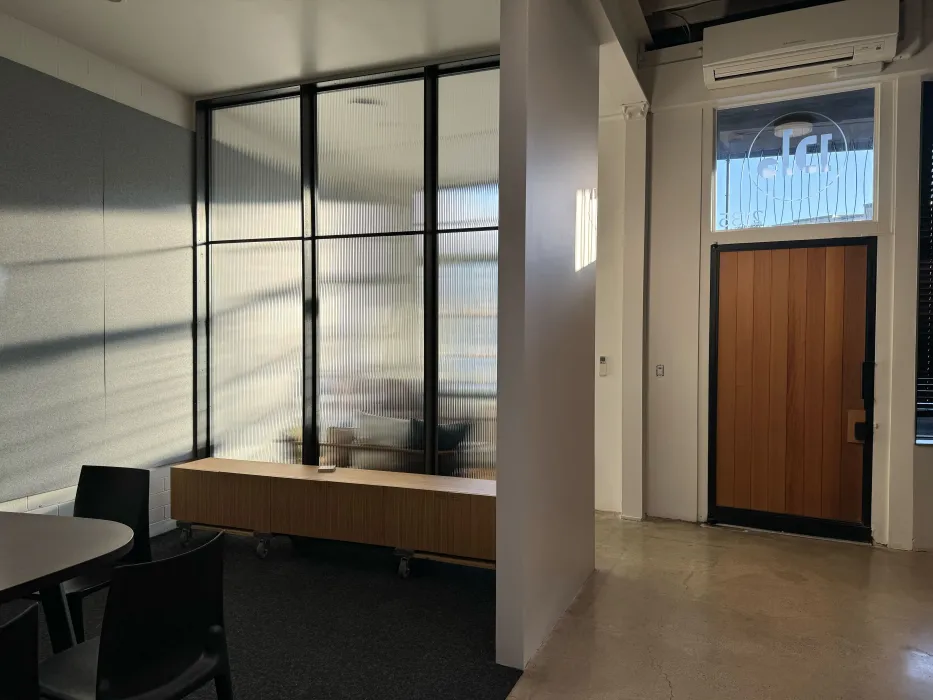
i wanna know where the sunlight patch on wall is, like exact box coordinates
[575,188,598,271]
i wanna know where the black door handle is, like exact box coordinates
[862,362,875,403]
[854,421,870,442]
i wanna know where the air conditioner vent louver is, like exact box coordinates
[702,0,899,89]
[712,45,856,83]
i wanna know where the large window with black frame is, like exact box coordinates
[197,62,500,480]
[918,82,933,442]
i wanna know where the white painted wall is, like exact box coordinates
[0,10,192,128]
[594,104,649,519]
[595,115,626,513]
[886,75,922,550]
[633,25,933,546]
[498,0,598,669]
[646,105,704,521]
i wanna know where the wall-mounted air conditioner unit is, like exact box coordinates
[702,0,899,89]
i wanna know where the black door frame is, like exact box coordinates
[707,236,878,543]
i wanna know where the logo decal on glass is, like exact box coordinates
[746,111,849,202]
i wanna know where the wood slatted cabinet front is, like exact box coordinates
[171,459,496,562]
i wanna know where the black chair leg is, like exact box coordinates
[67,595,85,644]
[39,585,76,653]
[214,670,234,700]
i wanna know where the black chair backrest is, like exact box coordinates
[74,465,151,564]
[95,532,226,700]
[0,603,39,700]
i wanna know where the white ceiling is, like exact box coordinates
[0,0,647,111]
[0,0,501,97]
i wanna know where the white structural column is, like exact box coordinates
[497,0,599,669]
[620,103,648,520]
[594,101,648,518]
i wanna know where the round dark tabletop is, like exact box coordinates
[0,511,134,603]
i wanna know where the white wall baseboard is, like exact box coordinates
[149,518,177,538]
[0,464,176,539]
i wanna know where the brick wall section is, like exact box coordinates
[0,465,176,538]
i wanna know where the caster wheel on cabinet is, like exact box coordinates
[256,540,270,559]
[179,527,192,547]
[398,557,412,579]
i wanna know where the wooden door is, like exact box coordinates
[710,239,876,541]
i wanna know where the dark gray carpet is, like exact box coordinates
[24,530,521,700]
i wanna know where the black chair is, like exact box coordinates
[0,603,40,700]
[38,532,232,700]
[35,465,152,643]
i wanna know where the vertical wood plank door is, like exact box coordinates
[710,239,875,540]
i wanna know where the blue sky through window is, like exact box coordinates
[716,149,874,230]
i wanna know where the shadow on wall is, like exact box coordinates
[0,245,194,504]
[0,56,194,504]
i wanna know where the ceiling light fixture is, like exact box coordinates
[773,116,813,138]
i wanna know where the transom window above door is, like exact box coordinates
[715,88,876,232]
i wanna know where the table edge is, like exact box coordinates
[0,518,134,604]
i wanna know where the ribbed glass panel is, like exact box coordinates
[210,98,301,241]
[196,245,208,454]
[438,69,499,230]
[316,80,424,236]
[317,235,425,473]
[210,241,302,463]
[439,231,498,480]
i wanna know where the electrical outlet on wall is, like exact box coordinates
[656,365,665,377]
[599,356,609,377]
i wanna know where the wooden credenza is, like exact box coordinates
[171,459,496,562]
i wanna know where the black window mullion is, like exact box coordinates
[194,103,210,459]
[301,83,320,465]
[195,62,492,467]
[918,83,933,436]
[424,67,440,475]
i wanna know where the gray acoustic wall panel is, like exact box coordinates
[0,57,193,503]
[103,106,193,470]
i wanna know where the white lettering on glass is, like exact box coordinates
[757,129,835,179]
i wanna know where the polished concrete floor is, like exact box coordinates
[509,514,933,700]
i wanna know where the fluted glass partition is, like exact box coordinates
[436,69,499,478]
[317,80,424,236]
[211,98,301,241]
[208,97,303,462]
[439,70,499,228]
[317,235,425,471]
[201,65,500,479]
[439,230,497,479]
[210,241,302,462]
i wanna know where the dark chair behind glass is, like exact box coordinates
[38,532,232,700]
[0,603,40,700]
[36,465,152,643]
